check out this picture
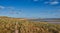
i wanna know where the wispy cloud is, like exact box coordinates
[50,1,59,5]
[33,0,39,2]
[0,6,22,15]
[7,7,22,15]
[0,6,5,10]
[44,1,59,5]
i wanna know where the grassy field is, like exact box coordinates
[0,17,60,33]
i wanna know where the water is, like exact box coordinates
[47,22,60,24]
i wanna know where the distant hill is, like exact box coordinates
[28,18,60,22]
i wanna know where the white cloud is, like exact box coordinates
[0,6,5,10]
[50,1,59,5]
[44,1,59,5]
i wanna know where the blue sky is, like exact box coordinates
[0,0,60,18]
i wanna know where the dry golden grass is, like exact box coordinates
[0,17,60,33]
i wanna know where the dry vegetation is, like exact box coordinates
[0,17,60,33]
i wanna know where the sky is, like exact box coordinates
[0,0,60,18]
